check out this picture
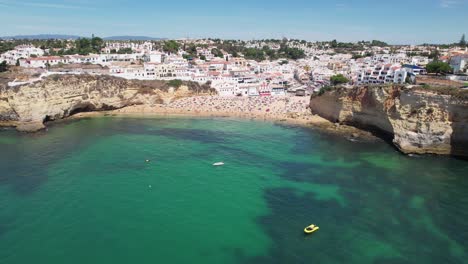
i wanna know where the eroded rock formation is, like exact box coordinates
[0,74,214,132]
[309,85,468,157]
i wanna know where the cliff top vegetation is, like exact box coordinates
[314,84,468,101]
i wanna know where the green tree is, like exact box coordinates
[16,59,20,66]
[167,79,183,88]
[274,44,305,60]
[262,46,277,60]
[91,37,104,53]
[163,40,180,54]
[426,61,452,75]
[117,48,133,54]
[330,74,349,85]
[75,38,92,55]
[244,48,265,62]
[285,47,305,60]
[0,61,8,72]
[460,34,466,47]
[211,48,223,58]
[370,40,388,47]
[428,49,440,60]
[72,37,103,55]
[0,41,15,53]
[318,85,333,96]
[185,44,197,57]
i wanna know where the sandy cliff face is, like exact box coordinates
[309,86,468,157]
[0,74,212,131]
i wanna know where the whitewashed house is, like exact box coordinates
[20,56,70,68]
[450,55,468,73]
[1,45,45,65]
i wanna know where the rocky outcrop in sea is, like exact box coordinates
[309,85,468,157]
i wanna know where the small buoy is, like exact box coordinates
[149,185,152,188]
[145,159,150,163]
[304,224,319,234]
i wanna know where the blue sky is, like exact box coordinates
[0,0,466,44]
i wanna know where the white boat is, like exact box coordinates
[213,162,225,166]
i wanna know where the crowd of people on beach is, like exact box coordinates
[163,95,311,118]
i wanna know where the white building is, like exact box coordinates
[1,45,44,65]
[357,64,408,85]
[70,55,100,64]
[411,56,431,66]
[149,52,163,64]
[109,62,177,80]
[247,87,260,96]
[402,64,427,75]
[450,55,468,73]
[20,56,70,68]
[217,83,237,97]
[271,87,286,96]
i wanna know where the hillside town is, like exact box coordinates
[1,36,468,95]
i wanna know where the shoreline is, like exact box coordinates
[0,95,377,141]
[70,105,328,126]
[64,104,377,140]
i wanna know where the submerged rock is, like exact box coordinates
[16,121,46,132]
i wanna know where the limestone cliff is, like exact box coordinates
[309,85,468,157]
[0,74,215,132]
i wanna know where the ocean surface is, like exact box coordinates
[0,117,467,264]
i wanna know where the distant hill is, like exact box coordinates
[0,34,167,41]
[103,36,166,41]
[1,34,82,40]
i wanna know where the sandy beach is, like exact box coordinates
[70,95,375,139]
[108,95,331,126]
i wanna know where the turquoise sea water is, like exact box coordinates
[0,117,467,264]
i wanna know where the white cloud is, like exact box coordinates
[0,0,92,9]
[440,0,459,8]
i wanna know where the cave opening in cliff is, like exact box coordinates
[100,104,119,111]
[69,104,97,116]
[43,115,53,123]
